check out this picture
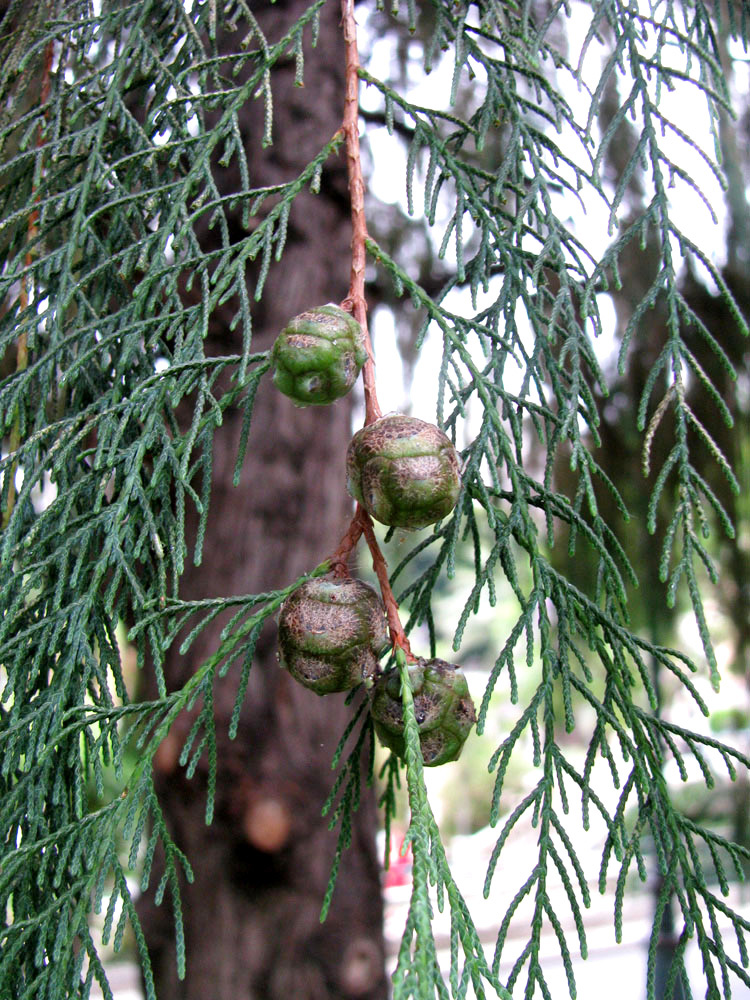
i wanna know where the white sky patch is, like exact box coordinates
[153,86,178,146]
[186,105,200,137]
[365,127,408,207]
[370,307,407,414]
[587,292,618,375]
[569,0,730,264]
[359,0,745,416]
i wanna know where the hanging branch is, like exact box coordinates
[358,507,414,660]
[327,0,414,662]
[340,0,381,428]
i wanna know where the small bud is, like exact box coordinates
[370,657,476,766]
[271,304,367,406]
[346,414,461,529]
[278,576,389,695]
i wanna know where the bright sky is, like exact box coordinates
[356,1,748,430]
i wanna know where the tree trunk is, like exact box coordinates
[136,4,388,998]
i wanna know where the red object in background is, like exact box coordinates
[383,836,413,887]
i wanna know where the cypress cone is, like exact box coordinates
[370,657,476,766]
[345,414,461,529]
[271,304,367,406]
[277,576,389,695]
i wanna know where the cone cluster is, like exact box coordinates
[272,305,474,765]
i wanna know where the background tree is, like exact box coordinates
[1,3,749,1000]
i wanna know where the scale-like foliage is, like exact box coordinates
[0,1,324,995]
[1,0,749,999]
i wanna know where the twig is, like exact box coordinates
[340,0,381,427]
[329,513,364,577]
[330,3,414,663]
[327,506,413,660]
[357,507,414,661]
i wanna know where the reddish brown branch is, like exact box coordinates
[331,9,414,663]
[328,512,364,577]
[330,5,414,661]
[327,505,414,660]
[357,508,415,662]
[340,0,381,427]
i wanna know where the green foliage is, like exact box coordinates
[392,649,510,1000]
[0,1,326,995]
[1,1,749,999]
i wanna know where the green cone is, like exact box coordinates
[271,304,367,406]
[277,576,389,695]
[346,414,461,529]
[370,658,476,766]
